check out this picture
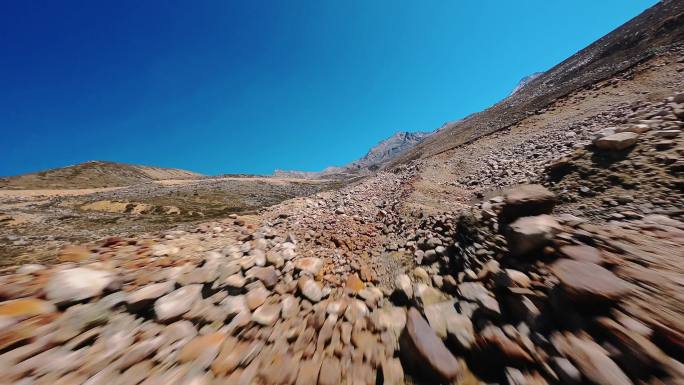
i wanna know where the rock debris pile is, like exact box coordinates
[0,93,682,384]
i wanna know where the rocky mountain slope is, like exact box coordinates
[509,72,544,95]
[274,131,431,179]
[0,2,683,385]
[0,161,202,190]
[390,0,684,168]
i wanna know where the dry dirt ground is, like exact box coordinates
[0,50,682,385]
[0,177,341,266]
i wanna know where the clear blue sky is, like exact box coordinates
[0,1,658,176]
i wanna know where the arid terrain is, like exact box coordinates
[0,2,683,385]
[0,171,342,266]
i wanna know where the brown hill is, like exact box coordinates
[0,160,202,189]
[389,0,684,169]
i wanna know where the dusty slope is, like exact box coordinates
[407,46,684,215]
[390,0,684,167]
[0,79,682,383]
[0,161,202,190]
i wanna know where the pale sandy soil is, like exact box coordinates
[0,187,122,199]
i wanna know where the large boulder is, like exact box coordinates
[294,257,324,276]
[506,215,561,257]
[154,284,203,322]
[551,260,632,305]
[500,184,556,223]
[594,132,639,151]
[400,307,465,382]
[46,268,113,305]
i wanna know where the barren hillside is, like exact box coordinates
[0,160,202,190]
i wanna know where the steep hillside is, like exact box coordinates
[509,71,543,95]
[0,160,202,189]
[390,0,684,168]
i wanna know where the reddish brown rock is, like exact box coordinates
[57,245,92,263]
[500,184,556,223]
[551,260,632,305]
[296,359,322,385]
[318,356,341,385]
[177,332,226,368]
[345,273,365,294]
[554,333,633,385]
[0,298,56,319]
[400,307,464,382]
[506,215,561,257]
[559,245,603,265]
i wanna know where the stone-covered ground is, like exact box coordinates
[0,88,683,384]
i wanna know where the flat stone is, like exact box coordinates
[414,283,446,308]
[221,295,249,317]
[294,257,324,276]
[318,356,341,385]
[16,264,46,275]
[559,245,603,265]
[506,214,561,257]
[554,333,632,385]
[500,184,556,223]
[505,269,531,288]
[223,274,247,289]
[259,352,299,385]
[281,295,299,319]
[246,286,271,310]
[126,281,174,312]
[382,358,404,385]
[478,326,534,364]
[358,287,383,306]
[178,332,226,369]
[394,274,413,300]
[154,284,203,322]
[344,299,368,323]
[210,337,243,376]
[246,266,278,288]
[401,308,464,381]
[298,277,322,302]
[57,245,92,263]
[552,260,632,305]
[445,312,475,351]
[0,298,56,319]
[595,132,639,151]
[252,303,281,326]
[296,359,322,385]
[46,268,113,305]
[457,282,491,302]
[372,306,406,336]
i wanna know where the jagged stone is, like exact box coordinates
[401,308,465,382]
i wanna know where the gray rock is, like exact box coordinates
[298,277,322,302]
[126,281,174,312]
[394,274,413,300]
[154,284,203,322]
[594,132,639,151]
[506,214,561,257]
[252,303,281,326]
[400,308,464,381]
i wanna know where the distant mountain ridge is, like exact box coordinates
[510,72,544,95]
[0,160,202,190]
[274,130,431,179]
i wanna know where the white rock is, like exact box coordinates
[46,268,113,305]
[154,284,203,322]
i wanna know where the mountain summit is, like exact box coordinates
[274,130,431,179]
